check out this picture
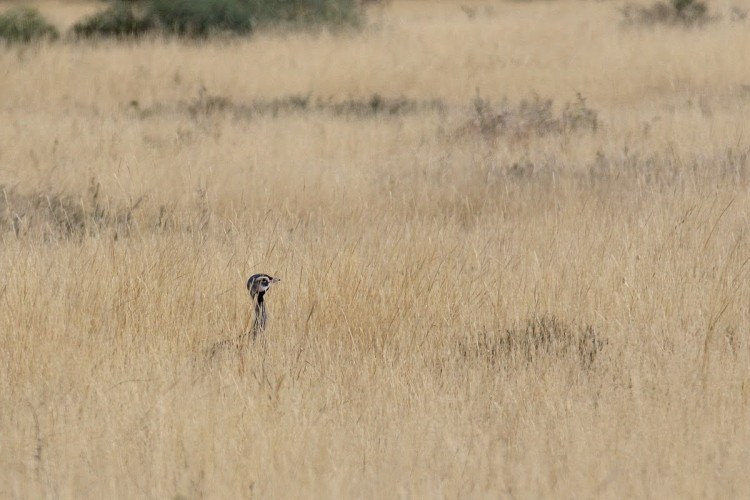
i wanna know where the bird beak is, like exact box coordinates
[271,277,281,284]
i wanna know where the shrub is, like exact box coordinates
[147,0,253,37]
[562,93,599,133]
[70,0,363,38]
[621,0,714,27]
[248,0,363,28]
[72,2,153,38]
[458,93,598,142]
[0,7,58,44]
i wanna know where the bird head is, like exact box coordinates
[247,273,280,299]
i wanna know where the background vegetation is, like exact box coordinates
[13,0,364,39]
[1,0,750,497]
[0,6,58,43]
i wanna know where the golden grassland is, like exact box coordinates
[2,0,750,497]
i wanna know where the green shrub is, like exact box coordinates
[0,7,58,44]
[70,0,362,38]
[148,0,253,37]
[72,2,153,38]
[248,0,363,28]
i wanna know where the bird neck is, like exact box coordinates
[252,291,267,338]
[254,291,266,319]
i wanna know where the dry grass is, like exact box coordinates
[2,0,750,497]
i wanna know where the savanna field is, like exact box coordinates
[2,0,750,497]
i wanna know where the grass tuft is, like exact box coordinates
[457,316,606,370]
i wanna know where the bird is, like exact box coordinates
[207,273,280,359]
[245,273,281,339]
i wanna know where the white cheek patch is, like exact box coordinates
[247,275,276,299]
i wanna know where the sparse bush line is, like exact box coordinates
[129,91,447,120]
[455,92,598,142]
[71,0,363,39]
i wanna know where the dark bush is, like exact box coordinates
[0,7,58,44]
[148,0,253,37]
[562,93,599,133]
[248,0,362,28]
[70,0,362,38]
[72,2,153,38]
[621,0,714,27]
